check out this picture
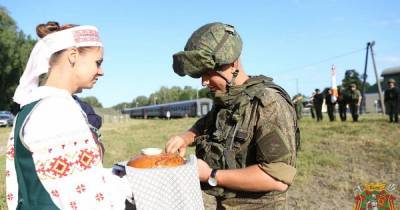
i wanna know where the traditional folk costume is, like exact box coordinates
[6,26,130,210]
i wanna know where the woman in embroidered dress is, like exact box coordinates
[5,21,130,210]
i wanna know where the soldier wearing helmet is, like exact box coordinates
[384,78,399,123]
[165,22,299,209]
[349,83,362,122]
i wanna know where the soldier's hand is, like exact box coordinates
[197,159,212,182]
[165,135,187,157]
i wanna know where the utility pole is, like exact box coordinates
[296,78,299,94]
[360,42,370,114]
[369,41,385,114]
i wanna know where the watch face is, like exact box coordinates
[208,177,217,187]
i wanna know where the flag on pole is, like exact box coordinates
[331,64,338,103]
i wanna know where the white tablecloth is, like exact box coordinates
[125,155,204,210]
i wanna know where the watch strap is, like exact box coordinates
[210,169,218,178]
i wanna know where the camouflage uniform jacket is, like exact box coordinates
[349,89,361,104]
[191,75,298,201]
[384,87,399,105]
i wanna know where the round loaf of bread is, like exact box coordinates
[127,153,185,168]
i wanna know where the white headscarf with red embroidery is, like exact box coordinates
[13,25,102,106]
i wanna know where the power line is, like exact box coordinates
[281,47,366,72]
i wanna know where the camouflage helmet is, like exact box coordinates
[172,22,242,78]
[388,78,396,84]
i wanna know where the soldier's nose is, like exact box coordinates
[201,76,209,86]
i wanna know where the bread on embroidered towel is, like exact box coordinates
[125,154,204,210]
[127,153,185,169]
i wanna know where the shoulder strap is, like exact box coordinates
[253,77,301,152]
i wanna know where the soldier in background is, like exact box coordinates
[292,94,303,120]
[337,87,347,121]
[309,92,316,119]
[313,88,324,121]
[325,88,336,121]
[166,22,299,209]
[349,83,362,122]
[384,78,399,123]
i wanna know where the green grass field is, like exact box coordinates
[0,114,399,209]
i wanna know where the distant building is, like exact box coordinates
[381,66,400,87]
[364,93,382,113]
[362,66,400,113]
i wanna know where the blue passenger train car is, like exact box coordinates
[122,98,213,118]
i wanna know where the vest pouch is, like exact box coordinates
[195,136,226,169]
[232,129,249,151]
[234,129,248,143]
[223,149,236,169]
[233,129,255,169]
[204,143,226,169]
[194,135,208,158]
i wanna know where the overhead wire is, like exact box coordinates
[280,47,366,73]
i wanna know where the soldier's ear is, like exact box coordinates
[233,59,240,68]
[231,59,240,72]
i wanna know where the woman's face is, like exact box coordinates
[74,47,104,89]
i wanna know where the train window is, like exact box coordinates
[201,104,209,115]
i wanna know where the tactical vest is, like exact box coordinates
[195,76,300,198]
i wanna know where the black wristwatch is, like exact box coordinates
[207,169,218,187]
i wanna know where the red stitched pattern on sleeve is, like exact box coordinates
[36,147,101,180]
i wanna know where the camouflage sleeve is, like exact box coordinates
[254,88,297,185]
[356,90,362,99]
[190,108,213,135]
[191,116,206,135]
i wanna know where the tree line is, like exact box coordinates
[0,7,35,110]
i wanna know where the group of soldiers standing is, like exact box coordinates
[292,79,399,123]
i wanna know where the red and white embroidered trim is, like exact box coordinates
[73,30,100,43]
[76,184,86,194]
[7,193,14,201]
[70,201,78,210]
[95,193,104,202]
[36,147,101,180]
[6,145,14,160]
[51,190,60,197]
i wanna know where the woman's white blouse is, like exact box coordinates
[6,86,130,210]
